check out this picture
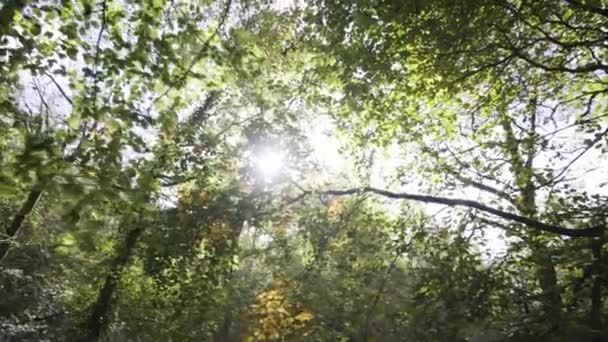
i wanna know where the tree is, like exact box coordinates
[305,0,608,339]
[2,0,608,341]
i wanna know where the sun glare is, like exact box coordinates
[255,148,285,180]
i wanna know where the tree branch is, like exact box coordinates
[563,0,608,18]
[317,187,603,237]
[513,48,608,74]
[452,173,513,202]
[45,72,73,106]
[537,126,608,189]
[0,189,43,264]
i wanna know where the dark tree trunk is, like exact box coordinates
[590,238,603,342]
[83,226,144,341]
[535,252,562,328]
[0,189,42,264]
[213,313,232,342]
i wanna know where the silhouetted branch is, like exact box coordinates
[316,187,603,237]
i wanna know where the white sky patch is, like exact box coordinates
[307,116,345,174]
[272,0,303,11]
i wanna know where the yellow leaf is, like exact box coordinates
[197,190,208,205]
[295,311,313,322]
[327,199,345,216]
[273,224,288,238]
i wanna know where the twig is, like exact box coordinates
[45,72,73,106]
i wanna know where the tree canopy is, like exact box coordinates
[1,0,607,341]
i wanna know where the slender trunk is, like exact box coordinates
[83,225,144,341]
[590,238,603,341]
[213,313,232,342]
[0,189,43,264]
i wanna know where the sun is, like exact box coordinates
[255,148,285,180]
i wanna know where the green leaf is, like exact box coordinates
[67,115,81,130]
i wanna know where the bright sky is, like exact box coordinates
[254,106,608,259]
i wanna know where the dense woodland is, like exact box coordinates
[1,0,608,341]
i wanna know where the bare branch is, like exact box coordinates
[537,126,608,188]
[45,72,73,106]
[542,112,608,139]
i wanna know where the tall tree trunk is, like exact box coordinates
[82,225,144,341]
[522,176,562,334]
[590,237,603,342]
[0,189,42,264]
[501,106,562,333]
[535,251,561,328]
[213,313,232,342]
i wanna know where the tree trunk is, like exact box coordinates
[535,251,561,328]
[590,238,603,342]
[0,189,43,264]
[523,190,562,334]
[213,313,232,342]
[83,225,144,341]
[502,107,563,334]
